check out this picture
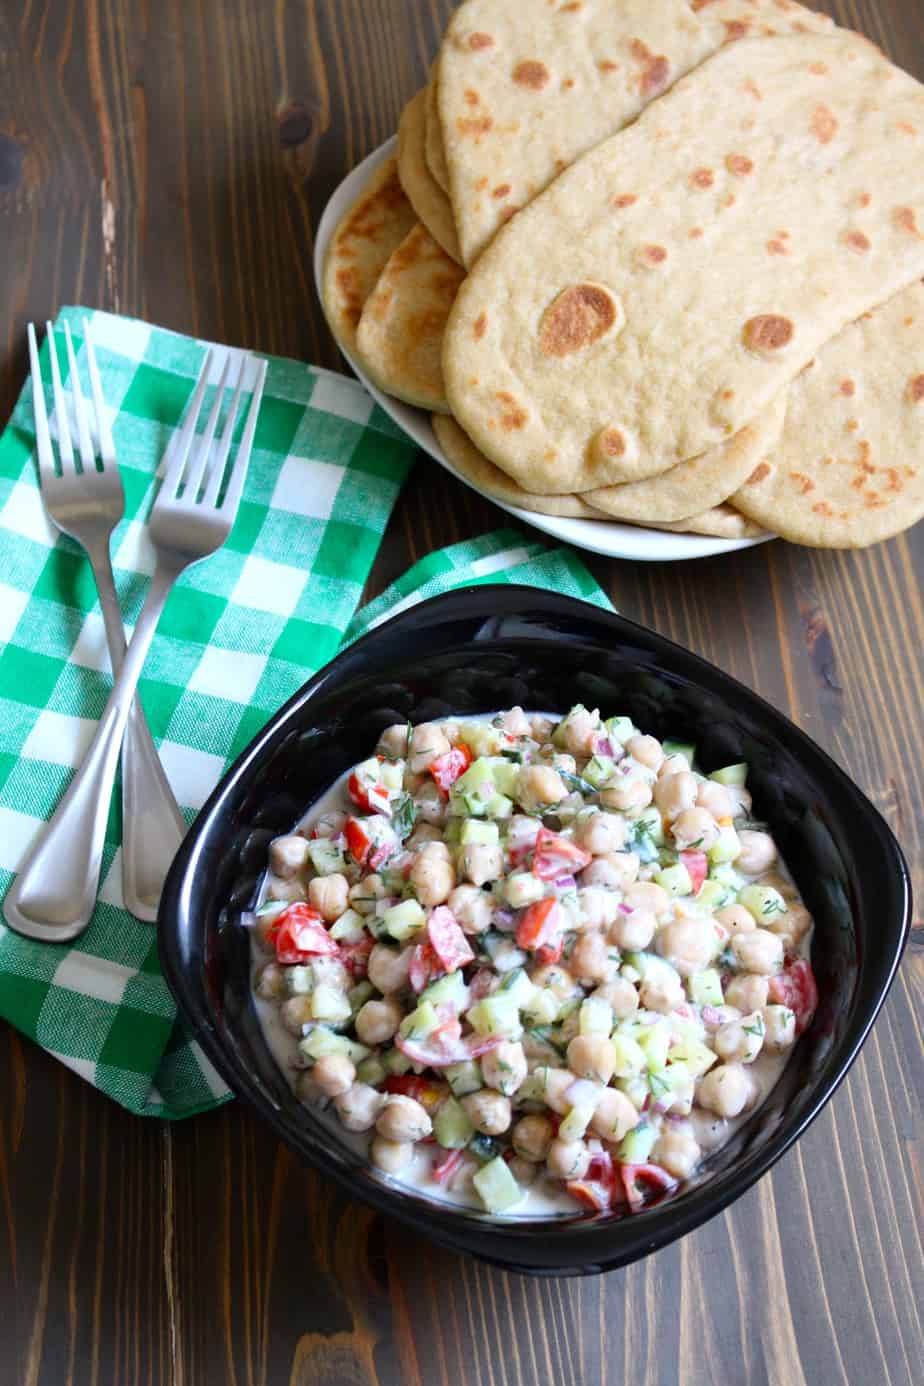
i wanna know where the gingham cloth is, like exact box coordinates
[0,308,612,1119]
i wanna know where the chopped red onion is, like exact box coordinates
[493,908,517,933]
[618,903,634,916]
[702,1006,724,1027]
[555,873,577,890]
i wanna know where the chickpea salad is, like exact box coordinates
[248,708,818,1218]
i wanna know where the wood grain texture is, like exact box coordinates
[1,2,922,1383]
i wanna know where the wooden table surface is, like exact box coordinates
[1,2,922,1382]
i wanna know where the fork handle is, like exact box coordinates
[87,543,187,922]
[3,558,184,942]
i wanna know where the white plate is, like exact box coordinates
[314,138,772,563]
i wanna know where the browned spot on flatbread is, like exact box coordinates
[598,60,620,73]
[629,40,670,97]
[897,122,918,135]
[473,312,488,341]
[457,114,493,139]
[813,501,834,516]
[640,244,668,266]
[539,284,620,357]
[726,153,754,176]
[858,192,872,208]
[496,391,528,431]
[743,315,794,353]
[690,0,721,8]
[562,78,575,90]
[689,227,704,239]
[743,78,764,101]
[612,193,637,208]
[335,267,363,326]
[847,420,859,431]
[499,205,519,223]
[909,374,924,403]
[845,229,871,253]
[809,61,829,74]
[840,379,856,397]
[468,32,494,50]
[513,60,550,90]
[748,462,771,485]
[690,168,714,189]
[562,1,583,10]
[767,239,788,255]
[790,472,815,495]
[724,19,750,41]
[599,428,627,458]
[493,183,512,198]
[723,194,736,208]
[811,105,838,144]
[722,390,735,401]
[894,206,923,238]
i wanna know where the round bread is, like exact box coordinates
[655,506,766,539]
[425,70,452,194]
[397,90,463,265]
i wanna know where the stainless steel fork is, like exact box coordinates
[25,320,187,922]
[4,347,268,942]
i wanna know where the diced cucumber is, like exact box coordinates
[625,952,683,990]
[307,839,348,877]
[695,879,734,911]
[399,1000,440,1041]
[688,968,724,1008]
[656,862,694,897]
[583,755,617,789]
[484,793,514,820]
[708,825,741,866]
[354,756,382,784]
[380,1046,413,1076]
[611,1033,647,1077]
[711,863,745,891]
[467,993,523,1040]
[503,872,546,908]
[525,1026,566,1062]
[283,965,314,997]
[663,739,696,763]
[481,757,520,798]
[632,805,665,846]
[383,898,427,941]
[330,908,367,944]
[422,970,470,1012]
[605,716,635,744]
[651,1060,692,1095]
[637,1023,671,1072]
[461,792,489,818]
[709,763,748,786]
[461,818,500,846]
[459,722,505,758]
[311,984,352,1024]
[500,967,536,1009]
[473,1157,523,1213]
[445,1059,483,1097]
[579,997,614,1036]
[618,1121,658,1164]
[615,1074,650,1109]
[379,761,405,791]
[521,988,560,1025]
[669,1038,718,1078]
[255,899,287,921]
[355,1055,387,1087]
[348,980,374,1013]
[469,1133,503,1165]
[298,1027,371,1066]
[738,883,788,922]
[433,1096,475,1150]
[559,1098,598,1143]
[452,756,494,795]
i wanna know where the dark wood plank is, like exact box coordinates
[1,2,922,1384]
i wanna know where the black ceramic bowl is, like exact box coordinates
[159,586,911,1276]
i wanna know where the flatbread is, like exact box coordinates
[425,73,452,194]
[656,506,766,539]
[355,225,466,413]
[582,392,786,519]
[438,0,833,267]
[443,34,924,492]
[734,283,924,547]
[322,158,417,354]
[432,414,608,517]
[397,90,463,265]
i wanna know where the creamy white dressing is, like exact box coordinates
[247,713,811,1219]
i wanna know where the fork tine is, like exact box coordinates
[64,323,96,473]
[45,321,75,468]
[182,355,232,500]
[202,356,248,508]
[159,349,214,497]
[83,320,116,466]
[27,323,56,482]
[215,358,267,516]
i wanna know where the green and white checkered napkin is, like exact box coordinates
[0,306,611,1120]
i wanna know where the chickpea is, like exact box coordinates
[269,834,310,879]
[376,1095,432,1144]
[461,1090,512,1136]
[715,904,757,936]
[696,1063,755,1118]
[378,723,410,760]
[600,777,653,813]
[640,971,685,1014]
[415,781,447,825]
[254,961,286,1000]
[762,1004,797,1053]
[696,780,735,820]
[609,907,657,952]
[658,752,692,778]
[591,977,639,1020]
[410,842,456,907]
[536,1068,577,1115]
[724,974,769,1012]
[735,830,778,875]
[308,872,349,923]
[573,810,627,856]
[654,1124,701,1180]
[731,928,784,976]
[574,886,618,932]
[726,784,753,818]
[512,1113,555,1163]
[622,881,670,917]
[508,1156,538,1187]
[355,997,403,1046]
[308,809,347,841]
[570,931,621,985]
[567,1034,617,1084]
[449,884,493,934]
[409,722,451,774]
[556,706,600,756]
[370,1137,414,1173]
[481,1041,528,1096]
[367,943,411,995]
[498,706,531,737]
[407,821,443,849]
[671,807,720,852]
[312,956,350,991]
[767,901,813,943]
[349,874,386,915]
[280,995,314,1036]
[531,714,555,741]
[335,1082,385,1133]
[312,1054,356,1097]
[590,1088,640,1142]
[714,1013,765,1064]
[461,841,504,888]
[267,876,308,904]
[546,1139,591,1180]
[654,771,698,820]
[516,763,568,813]
[557,1010,581,1046]
[656,919,719,977]
[578,855,627,890]
[530,966,579,1002]
[626,734,664,771]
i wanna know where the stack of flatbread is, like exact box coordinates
[322,0,924,550]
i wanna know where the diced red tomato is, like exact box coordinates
[432,1149,465,1185]
[395,1030,502,1068]
[382,1075,443,1111]
[565,1179,612,1212]
[768,957,818,1035]
[535,939,564,967]
[348,768,374,812]
[409,941,440,994]
[268,904,339,965]
[620,1162,677,1212]
[586,1150,615,1186]
[429,744,472,795]
[516,897,560,951]
[427,906,474,973]
[345,817,371,865]
[532,827,592,881]
[340,933,374,978]
[682,850,708,895]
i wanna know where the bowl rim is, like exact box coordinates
[159,584,912,1275]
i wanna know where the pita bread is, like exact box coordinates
[397,90,463,265]
[656,506,766,538]
[425,73,452,194]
